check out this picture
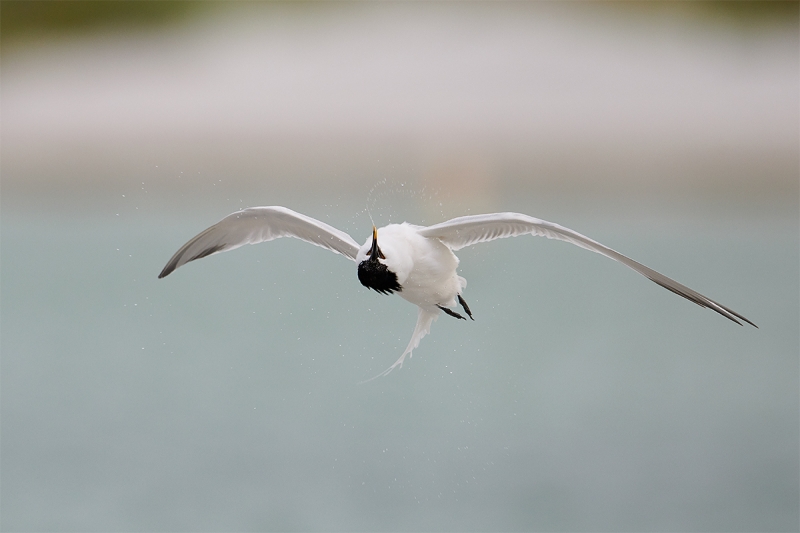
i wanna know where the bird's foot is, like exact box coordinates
[457,294,474,320]
[437,305,467,320]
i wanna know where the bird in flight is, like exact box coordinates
[159,206,756,378]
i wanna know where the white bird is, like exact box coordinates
[159,206,756,378]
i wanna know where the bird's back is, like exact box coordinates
[374,223,464,309]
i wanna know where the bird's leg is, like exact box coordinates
[437,305,466,320]
[457,294,474,320]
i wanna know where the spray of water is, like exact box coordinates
[360,177,442,231]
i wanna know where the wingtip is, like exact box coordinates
[726,312,758,328]
[721,309,758,328]
[723,307,758,328]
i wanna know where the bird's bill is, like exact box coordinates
[369,226,385,260]
[369,226,379,259]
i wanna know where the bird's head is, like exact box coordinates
[357,226,401,294]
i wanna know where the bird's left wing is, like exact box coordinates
[418,212,756,327]
[159,206,360,278]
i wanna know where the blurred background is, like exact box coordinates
[1,2,797,531]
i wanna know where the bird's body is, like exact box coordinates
[159,206,756,378]
[358,223,465,309]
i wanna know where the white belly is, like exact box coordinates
[399,245,464,308]
[363,223,465,309]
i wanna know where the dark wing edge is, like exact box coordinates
[419,212,757,328]
[158,206,360,279]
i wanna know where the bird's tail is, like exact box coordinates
[360,306,439,383]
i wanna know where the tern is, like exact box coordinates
[159,206,756,377]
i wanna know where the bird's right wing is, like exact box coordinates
[159,206,360,278]
[419,212,756,327]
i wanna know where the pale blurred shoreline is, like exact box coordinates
[2,2,797,210]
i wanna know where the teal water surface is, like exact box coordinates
[1,194,797,531]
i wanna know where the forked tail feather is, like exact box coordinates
[360,307,440,383]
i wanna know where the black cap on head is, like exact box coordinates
[358,227,401,294]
